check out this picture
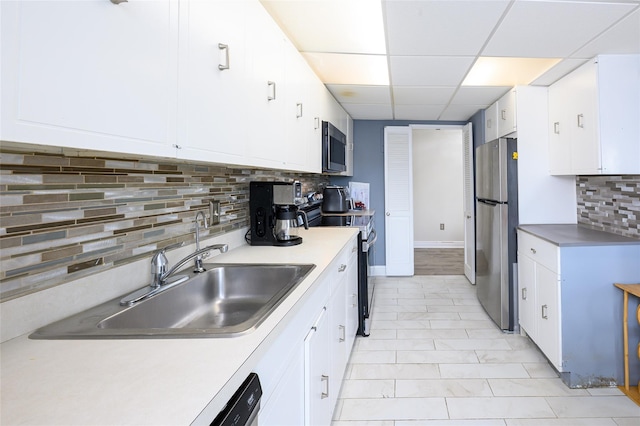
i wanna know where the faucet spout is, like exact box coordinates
[193,211,208,272]
[161,244,228,284]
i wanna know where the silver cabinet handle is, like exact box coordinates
[541,304,548,319]
[314,117,320,129]
[296,103,303,118]
[339,325,345,342]
[577,113,584,128]
[218,43,230,70]
[110,0,127,4]
[522,287,527,300]
[530,248,537,254]
[267,81,276,101]
[338,264,347,272]
[486,118,492,129]
[386,212,390,216]
[501,109,507,120]
[321,375,329,399]
[554,122,560,134]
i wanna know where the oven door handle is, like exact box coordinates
[362,229,377,252]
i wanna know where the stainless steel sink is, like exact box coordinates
[30,263,315,339]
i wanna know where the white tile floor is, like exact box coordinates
[332,275,640,425]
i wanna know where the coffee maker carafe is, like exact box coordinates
[274,205,308,245]
[249,181,307,246]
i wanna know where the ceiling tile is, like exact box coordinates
[483,1,637,57]
[302,52,389,85]
[450,86,511,106]
[439,104,485,121]
[393,87,456,105]
[326,84,391,104]
[394,104,446,121]
[384,0,510,56]
[572,8,640,57]
[342,104,394,120]
[261,0,385,54]
[390,56,475,86]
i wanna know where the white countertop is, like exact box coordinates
[0,227,358,426]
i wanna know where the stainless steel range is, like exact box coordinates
[300,202,376,336]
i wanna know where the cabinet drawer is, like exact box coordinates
[518,231,559,273]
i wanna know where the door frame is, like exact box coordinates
[384,123,472,277]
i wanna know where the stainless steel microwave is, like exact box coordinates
[322,121,347,173]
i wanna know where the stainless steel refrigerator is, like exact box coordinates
[475,138,518,332]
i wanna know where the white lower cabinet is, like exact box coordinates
[258,345,305,426]
[256,235,358,425]
[304,306,332,426]
[517,231,562,371]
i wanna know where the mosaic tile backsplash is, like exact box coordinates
[577,175,640,238]
[0,149,329,301]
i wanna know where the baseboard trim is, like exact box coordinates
[414,241,464,248]
[369,265,386,276]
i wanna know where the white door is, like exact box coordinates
[384,126,414,276]
[462,123,476,284]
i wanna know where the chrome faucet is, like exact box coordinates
[193,211,208,272]
[122,242,229,306]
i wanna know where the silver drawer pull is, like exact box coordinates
[339,325,345,342]
[338,264,347,272]
[218,43,230,70]
[321,375,329,399]
[530,248,537,254]
[522,288,527,300]
[541,304,548,319]
[577,113,584,128]
[553,122,560,134]
[267,81,276,101]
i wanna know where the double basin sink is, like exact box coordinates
[30,263,315,339]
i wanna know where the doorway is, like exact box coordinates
[411,126,465,275]
[384,123,474,280]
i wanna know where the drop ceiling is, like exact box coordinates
[260,0,640,121]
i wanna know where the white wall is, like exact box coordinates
[412,128,464,247]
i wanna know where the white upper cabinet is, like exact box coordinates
[1,0,351,174]
[497,89,517,137]
[484,101,499,142]
[176,0,249,164]
[0,0,179,158]
[548,55,640,175]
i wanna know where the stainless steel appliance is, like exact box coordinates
[305,201,377,336]
[322,121,347,173]
[249,181,307,246]
[475,138,519,331]
[212,373,262,426]
[322,186,350,213]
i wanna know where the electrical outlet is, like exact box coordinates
[440,223,445,230]
[209,200,220,226]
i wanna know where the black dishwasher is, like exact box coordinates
[211,373,262,426]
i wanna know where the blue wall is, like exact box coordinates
[331,119,468,267]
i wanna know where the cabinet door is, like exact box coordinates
[177,0,248,164]
[282,41,315,171]
[517,253,537,338]
[1,1,177,157]
[497,89,517,137]
[329,280,347,404]
[567,60,601,174]
[245,3,286,169]
[536,264,562,370]
[304,307,332,426]
[259,345,305,426]
[485,102,499,142]
[548,78,572,174]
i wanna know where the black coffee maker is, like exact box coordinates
[249,181,308,246]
